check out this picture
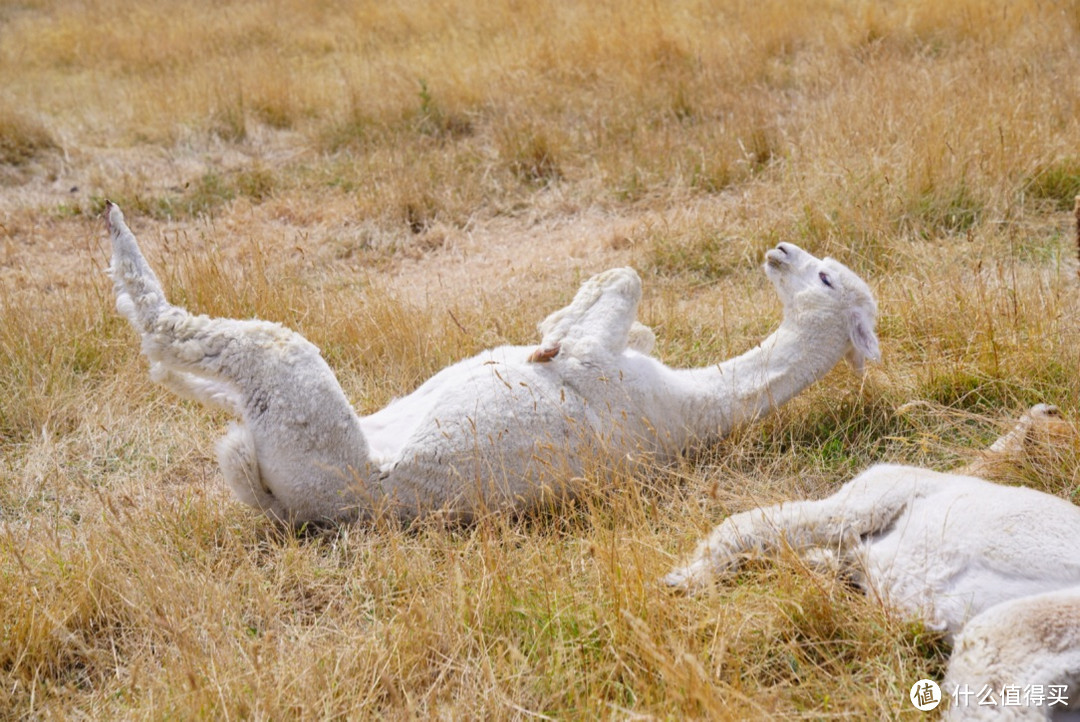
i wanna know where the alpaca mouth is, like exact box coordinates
[765,248,787,268]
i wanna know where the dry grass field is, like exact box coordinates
[3,0,1080,718]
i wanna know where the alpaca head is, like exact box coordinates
[983,403,1075,469]
[763,243,880,373]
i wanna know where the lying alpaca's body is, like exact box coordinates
[664,406,1080,717]
[106,202,878,525]
[664,406,1080,638]
[944,585,1080,720]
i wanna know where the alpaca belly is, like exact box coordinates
[860,500,1080,638]
[557,351,687,457]
[860,538,964,634]
[360,387,448,466]
[380,362,597,516]
[360,345,536,464]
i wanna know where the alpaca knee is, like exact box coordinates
[216,423,285,520]
[150,362,243,414]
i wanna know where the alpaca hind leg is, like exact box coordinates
[530,267,644,362]
[135,309,370,525]
[216,423,290,521]
[107,201,170,335]
[109,201,240,413]
[106,202,370,525]
[150,363,243,415]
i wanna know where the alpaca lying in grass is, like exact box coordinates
[664,405,1080,718]
[106,201,878,526]
[944,585,1080,720]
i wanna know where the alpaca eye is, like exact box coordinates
[819,271,833,288]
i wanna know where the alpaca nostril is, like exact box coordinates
[776,243,789,255]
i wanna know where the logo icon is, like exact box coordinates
[910,679,942,711]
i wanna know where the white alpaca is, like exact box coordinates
[664,405,1080,718]
[943,586,1080,720]
[106,201,878,526]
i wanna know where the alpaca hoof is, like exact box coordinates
[528,343,560,363]
[661,570,690,588]
[592,267,641,295]
[661,564,707,592]
[627,322,656,355]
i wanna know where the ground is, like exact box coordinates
[3,1,1080,718]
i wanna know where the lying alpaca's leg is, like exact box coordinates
[529,267,643,362]
[107,202,371,525]
[663,475,911,591]
[961,403,1070,477]
[663,499,850,590]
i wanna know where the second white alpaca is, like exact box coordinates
[664,405,1080,718]
[107,202,878,526]
[664,405,1079,637]
[943,585,1080,720]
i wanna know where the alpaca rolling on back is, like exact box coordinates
[106,202,878,526]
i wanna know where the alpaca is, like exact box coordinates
[106,201,878,526]
[663,405,1080,715]
[943,586,1080,720]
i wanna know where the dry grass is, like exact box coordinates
[4,0,1080,718]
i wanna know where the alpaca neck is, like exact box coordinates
[674,319,849,445]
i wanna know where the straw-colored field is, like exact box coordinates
[3,0,1080,717]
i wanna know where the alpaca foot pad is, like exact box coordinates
[527,343,560,363]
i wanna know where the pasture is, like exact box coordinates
[2,0,1080,717]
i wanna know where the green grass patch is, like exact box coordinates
[1026,158,1080,211]
[906,182,984,238]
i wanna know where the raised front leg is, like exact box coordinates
[107,202,372,526]
[529,267,647,363]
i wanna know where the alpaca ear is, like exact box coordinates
[845,306,880,374]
